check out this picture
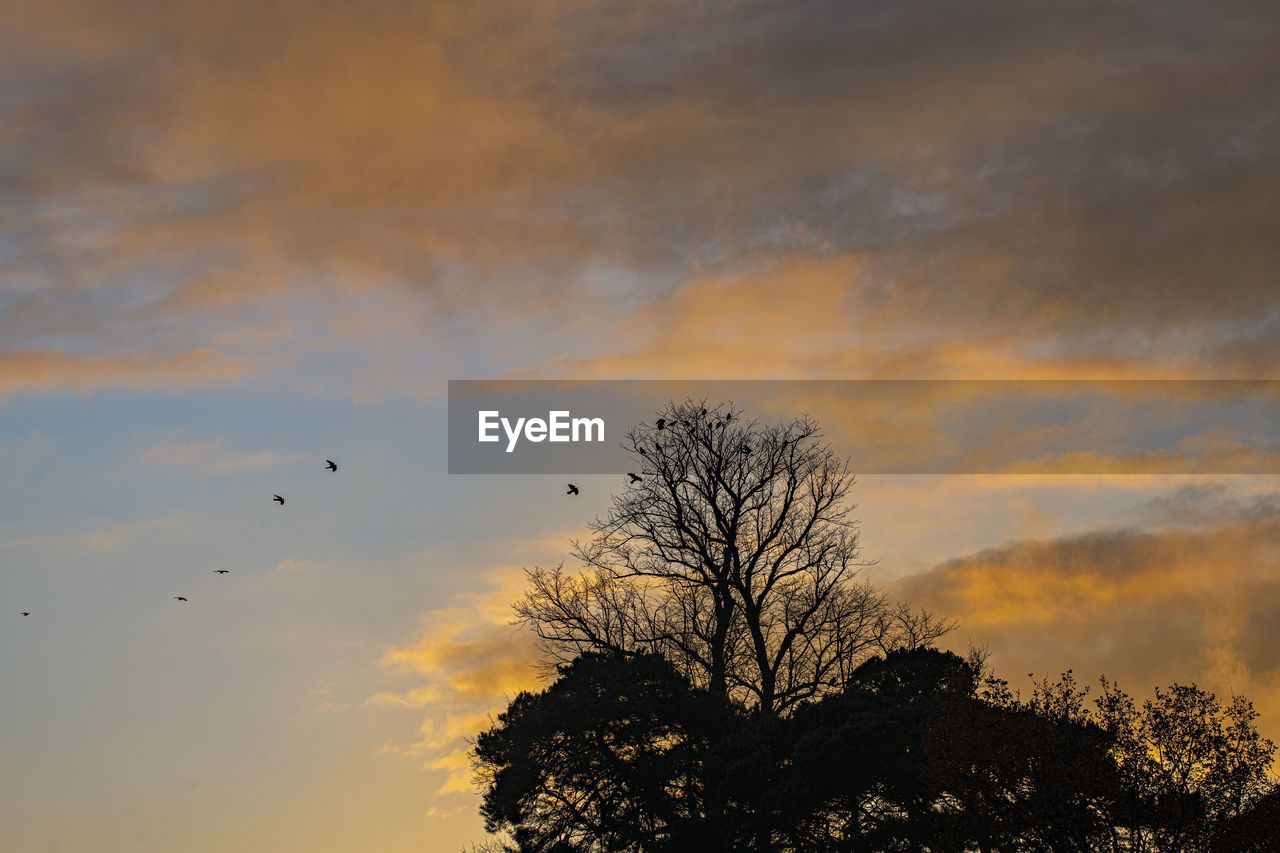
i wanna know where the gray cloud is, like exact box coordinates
[1,0,1278,395]
[1135,482,1280,528]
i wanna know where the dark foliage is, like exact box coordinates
[473,649,1276,852]
[474,652,742,852]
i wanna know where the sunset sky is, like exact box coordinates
[2,1,1279,850]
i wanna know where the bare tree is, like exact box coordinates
[517,400,950,715]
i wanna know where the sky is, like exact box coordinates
[1,0,1278,850]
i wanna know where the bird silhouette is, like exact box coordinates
[273,495,285,505]
[566,484,579,496]
[628,473,643,483]
[214,569,229,574]
[655,418,666,430]
[173,596,188,602]
[325,460,338,472]
[20,611,30,616]
[739,443,751,455]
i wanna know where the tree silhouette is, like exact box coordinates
[1210,785,1280,852]
[472,649,1278,852]
[474,652,742,852]
[772,649,1125,852]
[1094,679,1276,851]
[476,403,1277,851]
[517,400,950,715]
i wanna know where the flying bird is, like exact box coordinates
[325,460,338,472]
[214,569,229,574]
[655,418,666,430]
[273,494,285,505]
[20,611,30,616]
[566,484,579,496]
[628,472,643,484]
[173,596,188,602]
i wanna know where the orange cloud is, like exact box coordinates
[4,0,1278,400]
[899,506,1280,739]
[526,250,1280,383]
[372,565,543,794]
[0,348,251,401]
